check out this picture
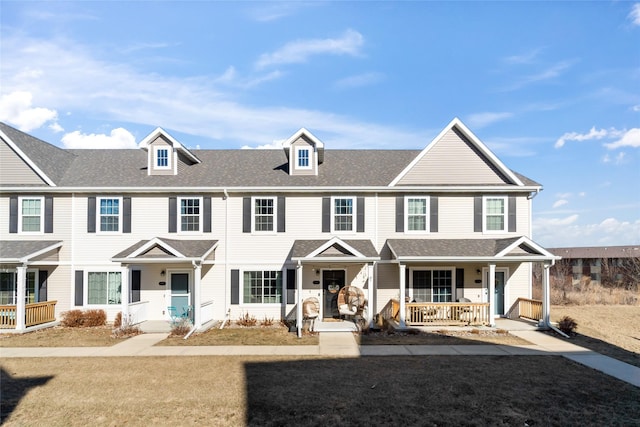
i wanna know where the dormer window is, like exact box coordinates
[154,147,171,170]
[295,147,311,170]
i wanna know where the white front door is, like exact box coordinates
[168,272,191,320]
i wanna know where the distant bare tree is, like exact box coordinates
[549,258,572,288]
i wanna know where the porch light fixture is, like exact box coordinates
[160,270,165,277]
[476,269,481,275]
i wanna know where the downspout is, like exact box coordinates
[223,188,229,327]
[543,259,570,338]
[219,308,231,329]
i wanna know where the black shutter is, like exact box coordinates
[131,270,141,303]
[74,270,84,306]
[203,196,212,233]
[38,270,48,302]
[456,268,464,290]
[508,196,517,232]
[231,269,240,304]
[277,196,286,233]
[395,196,404,232]
[286,268,296,304]
[356,197,365,232]
[87,197,96,233]
[44,196,53,233]
[242,197,251,233]
[474,196,483,232]
[123,197,132,233]
[168,197,177,233]
[430,196,438,233]
[322,197,330,232]
[9,196,18,233]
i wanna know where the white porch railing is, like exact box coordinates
[127,301,149,324]
[200,300,214,325]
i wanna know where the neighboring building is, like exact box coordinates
[0,118,559,332]
[548,246,640,287]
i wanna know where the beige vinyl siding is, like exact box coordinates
[46,265,72,320]
[0,141,47,185]
[506,263,531,308]
[397,128,509,185]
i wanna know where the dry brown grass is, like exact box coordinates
[552,305,640,368]
[357,328,530,346]
[538,280,640,305]
[0,326,120,347]
[159,324,319,346]
[2,356,639,426]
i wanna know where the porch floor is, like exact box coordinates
[311,320,359,332]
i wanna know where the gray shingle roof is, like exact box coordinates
[548,246,640,259]
[291,239,379,259]
[387,238,527,258]
[112,238,218,259]
[0,240,63,261]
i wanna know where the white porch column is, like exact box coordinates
[488,263,496,327]
[16,266,27,331]
[121,265,130,323]
[367,263,374,327]
[399,264,406,328]
[193,262,202,329]
[542,263,551,327]
[296,261,303,338]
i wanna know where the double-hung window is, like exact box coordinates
[406,197,428,232]
[179,197,201,232]
[295,147,311,169]
[87,271,122,305]
[98,197,122,232]
[411,269,453,303]
[333,197,354,232]
[484,196,507,232]
[154,146,171,169]
[243,270,282,304]
[253,197,276,232]
[19,197,43,233]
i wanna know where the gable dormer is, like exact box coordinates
[282,128,324,176]
[139,127,200,176]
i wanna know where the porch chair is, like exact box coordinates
[302,297,320,332]
[167,306,181,326]
[337,286,365,320]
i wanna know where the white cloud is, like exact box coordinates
[629,3,640,26]
[466,112,513,128]
[604,128,640,149]
[534,216,640,247]
[334,72,384,89]
[632,104,640,112]
[0,90,60,132]
[552,199,568,208]
[502,60,574,91]
[241,139,284,149]
[503,47,544,65]
[555,126,608,148]
[61,128,137,149]
[255,29,364,69]
[602,152,626,164]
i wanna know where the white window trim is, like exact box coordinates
[154,146,172,170]
[295,146,312,170]
[482,267,509,317]
[251,196,277,234]
[408,267,456,303]
[96,196,123,234]
[18,196,44,234]
[240,268,284,305]
[0,269,38,305]
[404,195,430,234]
[84,268,124,306]
[331,196,356,234]
[177,196,203,234]
[483,195,508,233]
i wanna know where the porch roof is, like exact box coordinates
[0,240,63,263]
[291,237,380,262]
[111,237,218,263]
[386,236,559,262]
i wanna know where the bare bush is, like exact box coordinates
[61,309,106,327]
[558,316,578,335]
[237,312,257,327]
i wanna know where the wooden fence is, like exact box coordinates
[0,300,57,329]
[381,299,490,326]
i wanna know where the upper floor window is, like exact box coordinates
[179,197,201,232]
[98,197,121,232]
[406,197,429,232]
[253,197,276,232]
[484,196,506,232]
[333,197,354,232]
[243,270,282,304]
[295,147,311,169]
[154,146,171,169]
[19,197,43,233]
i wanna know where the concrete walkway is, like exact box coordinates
[1,330,638,388]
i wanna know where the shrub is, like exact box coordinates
[83,309,107,327]
[61,309,106,327]
[111,312,141,338]
[170,318,192,337]
[261,316,274,327]
[237,312,257,327]
[558,316,578,335]
[113,311,122,328]
[61,309,84,327]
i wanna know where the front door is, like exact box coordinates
[170,273,191,319]
[494,271,505,315]
[322,270,345,319]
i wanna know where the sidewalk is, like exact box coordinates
[1,330,638,388]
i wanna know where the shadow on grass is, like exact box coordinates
[546,330,640,369]
[0,367,53,424]
[244,356,640,426]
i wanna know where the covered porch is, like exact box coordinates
[290,237,380,336]
[383,236,560,328]
[0,240,62,332]
[111,237,218,330]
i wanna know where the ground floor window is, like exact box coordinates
[88,272,122,305]
[412,269,453,302]
[0,271,38,304]
[243,270,282,304]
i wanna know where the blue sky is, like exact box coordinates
[1,1,639,247]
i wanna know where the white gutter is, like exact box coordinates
[223,188,229,327]
[542,259,570,338]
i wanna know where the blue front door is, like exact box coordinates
[170,273,191,319]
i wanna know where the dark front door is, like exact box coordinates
[322,270,345,319]
[494,271,505,315]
